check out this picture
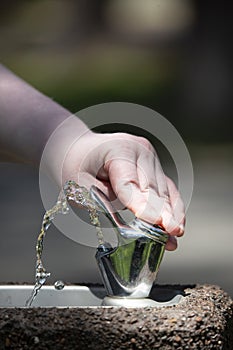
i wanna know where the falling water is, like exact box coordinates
[26,180,103,307]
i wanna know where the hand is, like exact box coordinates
[0,65,185,251]
[59,131,185,251]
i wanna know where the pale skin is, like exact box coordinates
[0,64,185,251]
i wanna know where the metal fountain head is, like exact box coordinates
[90,186,169,300]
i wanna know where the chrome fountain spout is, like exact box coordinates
[90,186,169,303]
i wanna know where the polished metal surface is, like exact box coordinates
[0,285,183,308]
[90,186,169,298]
[0,285,106,308]
[102,294,183,307]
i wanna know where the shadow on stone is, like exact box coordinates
[149,283,194,302]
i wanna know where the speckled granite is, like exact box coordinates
[0,284,232,350]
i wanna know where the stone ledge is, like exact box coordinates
[0,284,232,349]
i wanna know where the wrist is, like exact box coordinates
[40,114,91,186]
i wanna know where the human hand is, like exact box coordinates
[0,65,185,251]
[57,130,185,251]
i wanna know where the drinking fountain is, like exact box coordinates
[90,186,169,307]
[0,186,232,349]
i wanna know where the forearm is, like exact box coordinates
[0,64,88,165]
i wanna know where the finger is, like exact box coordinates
[151,156,185,236]
[165,236,178,251]
[166,176,186,236]
[136,147,160,195]
[136,143,169,199]
[135,148,170,223]
[105,156,166,219]
[154,155,170,198]
[152,155,183,234]
[112,152,178,233]
[137,151,180,233]
[105,157,141,209]
[106,153,165,222]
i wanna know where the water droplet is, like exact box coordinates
[61,204,69,214]
[36,271,51,285]
[54,280,65,290]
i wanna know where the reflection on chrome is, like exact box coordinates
[90,186,168,299]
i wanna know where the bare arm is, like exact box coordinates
[0,64,185,250]
[0,64,88,164]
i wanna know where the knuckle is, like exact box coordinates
[137,136,153,150]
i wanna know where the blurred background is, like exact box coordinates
[0,1,232,296]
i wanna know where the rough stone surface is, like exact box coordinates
[0,284,232,350]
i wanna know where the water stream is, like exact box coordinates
[26,180,103,307]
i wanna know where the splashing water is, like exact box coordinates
[26,180,103,307]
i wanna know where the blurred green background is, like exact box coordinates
[0,1,232,296]
[1,0,232,142]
